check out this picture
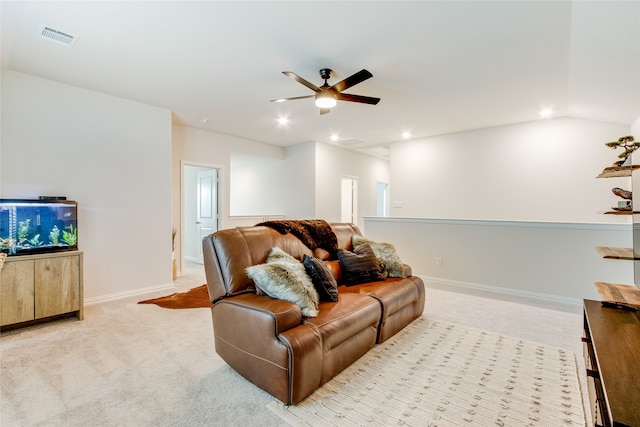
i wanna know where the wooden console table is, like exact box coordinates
[583,299,640,427]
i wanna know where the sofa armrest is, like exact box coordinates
[211,293,322,404]
[214,293,303,334]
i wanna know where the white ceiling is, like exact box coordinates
[2,1,639,153]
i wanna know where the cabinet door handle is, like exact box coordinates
[581,337,591,343]
[586,369,599,379]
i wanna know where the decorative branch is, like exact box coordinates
[172,228,177,252]
[605,135,640,166]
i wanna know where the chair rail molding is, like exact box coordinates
[363,216,632,302]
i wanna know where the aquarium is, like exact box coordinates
[0,199,78,256]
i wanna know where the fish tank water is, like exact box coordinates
[0,199,78,256]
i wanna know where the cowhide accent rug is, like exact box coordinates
[268,317,585,427]
[138,285,211,309]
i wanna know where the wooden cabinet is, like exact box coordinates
[0,258,35,325]
[0,251,83,328]
[583,299,640,427]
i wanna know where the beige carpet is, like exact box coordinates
[0,264,588,426]
[268,317,585,427]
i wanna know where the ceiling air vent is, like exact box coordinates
[338,138,367,147]
[41,26,78,46]
[358,146,391,159]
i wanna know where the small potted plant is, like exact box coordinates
[172,228,177,280]
[606,135,640,166]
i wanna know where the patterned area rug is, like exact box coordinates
[267,317,585,426]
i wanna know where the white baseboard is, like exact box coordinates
[83,275,580,308]
[420,275,582,306]
[84,283,175,305]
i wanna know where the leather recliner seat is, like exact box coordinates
[202,223,425,404]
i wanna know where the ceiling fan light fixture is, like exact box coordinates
[315,93,337,109]
[275,68,378,114]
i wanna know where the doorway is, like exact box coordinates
[341,176,358,224]
[183,164,220,265]
[376,181,389,217]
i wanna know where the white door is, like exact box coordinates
[376,182,389,217]
[341,177,357,224]
[196,169,218,263]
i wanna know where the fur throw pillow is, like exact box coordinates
[246,247,319,317]
[352,235,406,278]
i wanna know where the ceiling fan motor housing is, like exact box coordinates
[319,68,333,81]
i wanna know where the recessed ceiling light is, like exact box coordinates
[277,116,289,126]
[539,108,553,118]
[402,131,411,140]
[199,117,209,124]
[330,134,339,142]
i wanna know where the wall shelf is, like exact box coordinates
[595,246,640,260]
[597,165,640,178]
[603,210,637,215]
[595,282,640,307]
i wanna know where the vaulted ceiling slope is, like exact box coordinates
[1,1,639,150]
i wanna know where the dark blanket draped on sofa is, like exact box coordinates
[257,219,338,255]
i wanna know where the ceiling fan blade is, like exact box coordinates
[270,95,315,103]
[330,69,373,93]
[320,108,331,115]
[282,71,321,92]
[336,93,381,105]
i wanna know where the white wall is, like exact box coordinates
[365,217,631,303]
[632,115,640,137]
[391,117,631,223]
[314,142,390,231]
[173,134,390,253]
[230,153,285,216]
[1,70,172,301]
[282,142,317,220]
[171,124,285,266]
[373,117,637,302]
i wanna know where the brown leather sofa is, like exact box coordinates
[202,222,425,404]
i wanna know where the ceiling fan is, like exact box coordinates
[271,68,380,115]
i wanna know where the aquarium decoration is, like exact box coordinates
[0,199,78,256]
[28,234,45,247]
[17,219,31,244]
[49,225,60,245]
[0,237,15,250]
[62,225,77,246]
